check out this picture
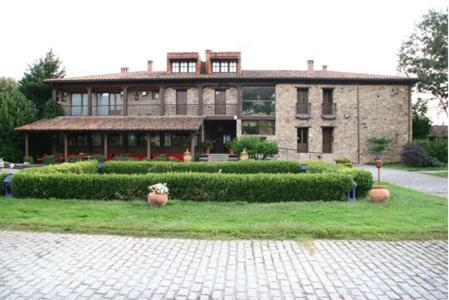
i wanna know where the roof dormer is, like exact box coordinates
[167,52,201,75]
[205,50,241,74]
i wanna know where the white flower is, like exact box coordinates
[148,183,169,194]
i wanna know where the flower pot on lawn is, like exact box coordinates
[240,149,249,160]
[148,192,168,207]
[369,186,390,203]
[183,149,192,162]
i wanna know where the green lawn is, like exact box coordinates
[420,171,448,178]
[382,162,448,172]
[0,183,446,240]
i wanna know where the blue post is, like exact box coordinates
[299,164,307,173]
[3,174,14,198]
[347,180,357,202]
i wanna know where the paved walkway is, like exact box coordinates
[0,231,447,299]
[359,165,448,198]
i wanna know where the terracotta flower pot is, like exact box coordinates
[204,148,210,155]
[148,192,168,207]
[369,186,390,203]
[229,149,235,155]
[240,150,249,161]
[183,149,192,162]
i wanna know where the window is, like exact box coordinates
[151,91,160,100]
[215,89,226,115]
[128,133,138,147]
[176,90,188,115]
[151,134,160,147]
[322,127,333,153]
[322,88,334,115]
[297,88,309,114]
[164,132,172,146]
[172,60,196,73]
[242,120,275,135]
[297,128,308,153]
[109,134,123,147]
[212,60,237,73]
[242,86,276,116]
[96,93,122,116]
[92,133,102,147]
[71,93,88,116]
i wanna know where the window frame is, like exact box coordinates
[242,120,275,135]
[242,86,276,116]
[71,93,89,116]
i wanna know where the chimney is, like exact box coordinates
[147,60,153,73]
[322,65,328,71]
[307,60,314,72]
[121,67,128,73]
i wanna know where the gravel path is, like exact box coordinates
[0,231,447,299]
[359,165,448,198]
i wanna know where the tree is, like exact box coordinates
[368,136,392,159]
[42,99,64,119]
[398,9,448,114]
[19,49,65,117]
[412,99,432,139]
[0,90,36,162]
[0,77,18,92]
[230,136,278,160]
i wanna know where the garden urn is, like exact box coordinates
[183,149,192,162]
[148,192,168,207]
[369,186,390,203]
[240,149,249,160]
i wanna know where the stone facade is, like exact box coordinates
[275,84,411,163]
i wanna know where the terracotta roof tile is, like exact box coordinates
[45,70,418,83]
[16,116,204,132]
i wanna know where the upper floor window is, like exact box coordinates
[172,60,196,73]
[97,93,123,116]
[242,86,275,116]
[71,93,88,116]
[212,60,237,73]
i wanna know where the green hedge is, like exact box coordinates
[341,168,373,198]
[11,172,353,202]
[103,160,303,174]
[23,161,97,175]
[0,173,8,195]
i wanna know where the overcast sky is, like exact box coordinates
[1,0,447,122]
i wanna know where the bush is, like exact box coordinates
[304,161,342,173]
[89,154,106,161]
[341,168,373,198]
[368,136,392,158]
[24,161,97,175]
[23,156,34,163]
[335,157,352,168]
[43,155,57,165]
[414,139,448,163]
[103,160,303,174]
[231,136,278,160]
[0,172,8,195]
[401,144,432,167]
[67,155,80,163]
[11,171,353,202]
[112,156,138,161]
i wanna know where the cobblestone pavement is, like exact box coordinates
[0,231,447,299]
[359,165,448,198]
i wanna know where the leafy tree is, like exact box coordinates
[0,77,18,92]
[230,136,278,160]
[368,136,392,159]
[398,9,448,114]
[19,49,65,117]
[0,90,36,162]
[412,99,432,139]
[42,99,64,119]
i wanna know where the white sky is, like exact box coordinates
[1,0,447,123]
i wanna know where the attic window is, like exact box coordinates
[212,60,237,73]
[172,60,196,73]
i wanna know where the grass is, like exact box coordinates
[0,183,446,240]
[382,162,448,172]
[420,171,448,178]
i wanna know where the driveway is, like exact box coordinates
[0,231,447,299]
[359,165,448,198]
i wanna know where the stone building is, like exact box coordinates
[17,50,417,163]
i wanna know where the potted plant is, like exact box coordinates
[367,137,392,203]
[225,140,235,155]
[183,148,192,162]
[23,156,34,165]
[203,139,213,154]
[240,148,249,160]
[148,183,169,207]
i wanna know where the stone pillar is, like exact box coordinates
[197,85,203,115]
[122,86,128,116]
[63,133,68,162]
[146,133,151,159]
[103,133,108,159]
[236,84,242,118]
[52,88,57,103]
[190,132,195,159]
[87,87,93,115]
[24,133,29,157]
[159,86,165,116]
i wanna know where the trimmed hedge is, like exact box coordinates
[11,171,354,202]
[341,168,373,198]
[103,160,304,174]
[0,173,8,196]
[23,161,97,175]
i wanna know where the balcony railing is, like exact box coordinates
[321,103,337,120]
[296,102,311,119]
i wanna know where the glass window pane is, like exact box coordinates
[164,133,172,146]
[258,121,275,135]
[221,62,229,72]
[172,62,179,73]
[97,93,109,116]
[242,121,258,135]
[212,61,220,72]
[188,62,196,73]
[242,86,276,116]
[151,134,160,147]
[152,91,159,100]
[180,62,188,72]
[128,133,137,146]
[92,133,102,146]
[229,61,237,72]
[71,94,82,116]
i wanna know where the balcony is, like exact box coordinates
[321,103,337,120]
[296,102,311,119]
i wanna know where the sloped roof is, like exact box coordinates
[428,125,448,138]
[45,70,418,84]
[16,116,204,132]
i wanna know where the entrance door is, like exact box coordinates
[297,128,308,153]
[322,127,333,153]
[215,89,226,115]
[204,120,236,153]
[176,90,187,115]
[322,88,333,115]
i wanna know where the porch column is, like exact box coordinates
[103,133,108,159]
[24,133,29,157]
[197,84,203,116]
[190,132,195,159]
[51,88,57,102]
[63,133,68,162]
[146,133,151,159]
[122,86,128,116]
[87,87,93,115]
[159,86,165,116]
[236,84,242,118]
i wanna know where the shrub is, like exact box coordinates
[24,161,97,174]
[112,156,138,161]
[89,154,106,161]
[414,139,448,163]
[0,172,8,195]
[11,171,353,202]
[341,168,373,198]
[67,155,80,163]
[335,157,352,168]
[103,160,303,174]
[368,136,392,158]
[304,161,342,173]
[401,144,432,167]
[23,155,34,163]
[231,136,278,160]
[43,155,57,165]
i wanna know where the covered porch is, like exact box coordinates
[16,116,204,162]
